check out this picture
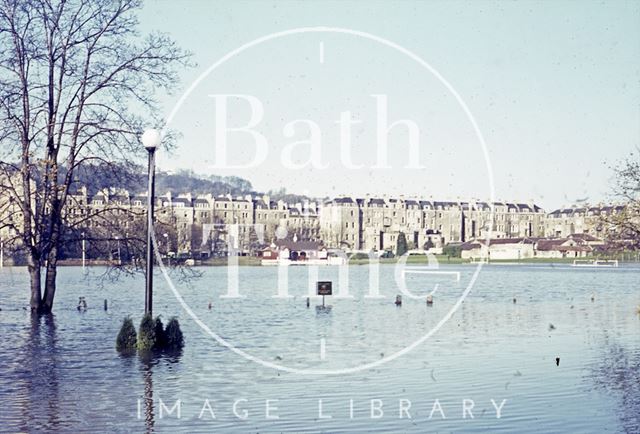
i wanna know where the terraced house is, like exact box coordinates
[320,196,547,251]
[0,172,628,260]
[545,205,626,238]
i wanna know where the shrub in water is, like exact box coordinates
[154,316,166,349]
[164,317,184,350]
[116,317,137,352]
[137,313,156,351]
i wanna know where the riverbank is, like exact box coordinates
[346,255,629,266]
[45,255,635,268]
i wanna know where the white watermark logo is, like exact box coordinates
[208,94,424,170]
[157,27,495,375]
[136,397,508,421]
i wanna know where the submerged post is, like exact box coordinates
[142,129,161,315]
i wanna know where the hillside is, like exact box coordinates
[72,163,314,203]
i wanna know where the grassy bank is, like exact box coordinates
[349,255,630,266]
[51,255,636,268]
[348,255,465,265]
[199,256,263,267]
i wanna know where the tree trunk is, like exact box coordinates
[42,247,58,313]
[28,254,43,313]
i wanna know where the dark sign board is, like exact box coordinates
[317,281,332,296]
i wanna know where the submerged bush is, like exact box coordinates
[164,317,184,350]
[137,313,156,351]
[154,316,166,349]
[116,317,137,352]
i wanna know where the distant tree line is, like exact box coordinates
[71,163,317,203]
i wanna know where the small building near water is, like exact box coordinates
[460,234,604,260]
[261,235,329,265]
[461,237,536,261]
[535,236,595,258]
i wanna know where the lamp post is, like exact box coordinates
[1,239,3,269]
[81,232,86,269]
[142,128,162,315]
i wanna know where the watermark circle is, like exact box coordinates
[157,26,495,375]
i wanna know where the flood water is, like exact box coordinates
[0,263,638,433]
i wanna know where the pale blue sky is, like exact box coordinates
[139,0,640,210]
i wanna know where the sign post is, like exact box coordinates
[317,281,332,307]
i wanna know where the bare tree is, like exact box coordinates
[602,151,640,250]
[0,0,190,313]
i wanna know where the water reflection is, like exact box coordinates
[590,333,640,432]
[140,356,155,433]
[138,348,183,433]
[18,314,61,431]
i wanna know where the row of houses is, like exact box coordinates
[545,205,625,238]
[0,182,626,257]
[319,197,548,252]
[68,188,321,255]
